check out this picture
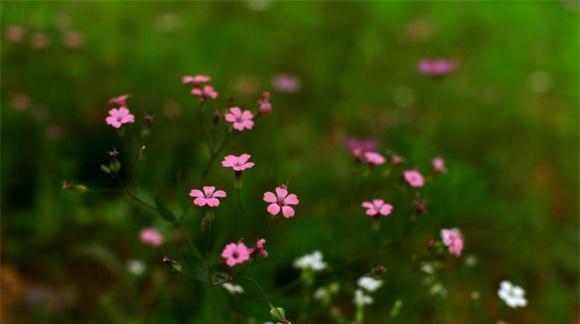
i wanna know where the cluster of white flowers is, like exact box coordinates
[353,275,383,306]
[126,259,146,276]
[498,281,527,308]
[222,283,244,295]
[293,251,327,271]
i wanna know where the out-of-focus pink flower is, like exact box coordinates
[46,124,64,140]
[418,59,457,77]
[263,186,299,218]
[106,107,135,128]
[63,31,85,48]
[191,85,218,100]
[441,228,463,257]
[364,152,385,165]
[140,228,164,247]
[182,75,211,85]
[272,74,301,94]
[345,138,377,160]
[403,170,424,187]
[249,238,268,257]
[30,32,50,49]
[6,25,25,43]
[432,157,447,174]
[391,153,404,166]
[225,107,254,131]
[221,242,251,267]
[361,199,393,217]
[222,154,255,172]
[109,94,130,107]
[189,186,227,207]
[257,91,272,114]
[11,93,30,111]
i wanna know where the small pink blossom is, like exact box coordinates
[221,242,251,267]
[182,74,211,85]
[191,85,218,100]
[403,170,424,187]
[63,31,85,48]
[432,157,447,174]
[249,238,269,257]
[263,186,300,218]
[345,138,377,160]
[441,228,463,257]
[140,228,164,247]
[272,74,301,94]
[30,32,50,49]
[222,154,255,172]
[109,94,130,107]
[364,152,386,165]
[189,186,227,207]
[6,25,25,43]
[224,107,254,131]
[106,107,135,128]
[418,59,457,77]
[361,199,393,217]
[257,91,272,114]
[391,153,404,166]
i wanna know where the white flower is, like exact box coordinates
[222,283,244,295]
[313,287,329,300]
[498,281,527,308]
[357,276,383,292]
[421,262,434,274]
[293,250,327,271]
[353,289,373,306]
[126,259,146,275]
[430,283,447,297]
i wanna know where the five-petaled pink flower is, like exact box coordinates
[257,91,272,114]
[432,157,447,174]
[249,238,269,257]
[189,186,227,207]
[222,154,255,172]
[106,107,135,129]
[418,59,457,77]
[221,242,251,267]
[441,228,463,257]
[403,170,424,187]
[140,228,164,247]
[108,94,130,107]
[362,199,393,217]
[263,186,300,218]
[182,74,211,85]
[364,152,386,165]
[225,107,254,131]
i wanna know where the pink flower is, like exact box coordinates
[432,157,447,174]
[403,170,424,187]
[364,152,385,165]
[140,228,164,247]
[222,154,255,172]
[191,85,218,100]
[257,91,272,114]
[30,32,50,49]
[109,94,130,107]
[182,74,211,85]
[361,199,393,217]
[189,186,227,207]
[224,107,254,131]
[249,238,269,257]
[418,59,457,77]
[272,74,301,94]
[63,31,85,48]
[441,228,463,257]
[263,186,300,218]
[345,138,377,160]
[106,107,135,128]
[6,25,25,43]
[221,242,251,267]
[391,153,404,166]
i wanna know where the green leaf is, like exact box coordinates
[100,164,111,174]
[270,307,286,321]
[155,196,177,223]
[110,159,121,173]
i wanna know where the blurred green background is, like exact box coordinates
[1,1,578,323]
